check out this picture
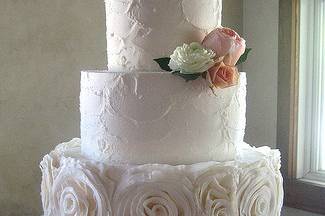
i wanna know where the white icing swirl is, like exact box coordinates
[113,165,197,215]
[51,159,112,216]
[237,160,283,216]
[40,139,284,216]
[195,165,238,215]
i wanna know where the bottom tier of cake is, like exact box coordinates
[40,138,283,216]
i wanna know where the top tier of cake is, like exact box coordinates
[105,0,222,71]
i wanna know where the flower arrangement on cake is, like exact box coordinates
[154,27,251,88]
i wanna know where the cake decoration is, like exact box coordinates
[154,27,251,88]
[40,139,283,216]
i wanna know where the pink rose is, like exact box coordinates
[207,62,239,89]
[202,27,246,66]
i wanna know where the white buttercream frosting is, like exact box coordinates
[51,159,111,216]
[80,71,246,164]
[113,166,197,215]
[40,139,283,216]
[194,165,238,215]
[105,0,222,71]
[40,139,115,216]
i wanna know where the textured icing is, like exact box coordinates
[80,71,246,164]
[105,0,222,71]
[40,139,114,216]
[40,139,283,216]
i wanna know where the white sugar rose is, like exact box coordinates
[168,42,216,74]
[113,165,197,216]
[237,160,283,216]
[195,165,238,216]
[51,159,112,216]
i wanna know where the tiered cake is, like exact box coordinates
[40,0,283,215]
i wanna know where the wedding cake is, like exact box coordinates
[40,0,283,215]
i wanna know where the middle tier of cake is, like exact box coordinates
[80,71,246,164]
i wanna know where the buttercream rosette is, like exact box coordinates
[194,165,238,215]
[40,139,113,216]
[113,165,197,216]
[51,159,112,216]
[237,160,283,216]
[40,139,283,216]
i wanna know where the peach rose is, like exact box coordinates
[207,62,239,88]
[202,27,246,66]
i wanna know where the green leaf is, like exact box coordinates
[172,71,203,82]
[153,57,172,72]
[236,48,252,65]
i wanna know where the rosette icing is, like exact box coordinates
[113,165,197,215]
[51,159,111,216]
[237,160,283,216]
[195,165,238,215]
[40,139,283,216]
[40,139,113,216]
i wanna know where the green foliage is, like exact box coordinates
[236,48,252,65]
[153,58,172,72]
[154,57,204,81]
[171,71,203,82]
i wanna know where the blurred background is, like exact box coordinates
[0,0,321,215]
